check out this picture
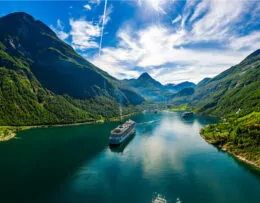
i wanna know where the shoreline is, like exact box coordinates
[2,111,259,170]
[200,133,260,170]
[0,111,141,142]
[0,132,16,142]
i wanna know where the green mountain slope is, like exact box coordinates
[123,72,169,102]
[165,81,196,93]
[201,112,260,168]
[196,77,211,88]
[195,49,260,168]
[0,12,144,125]
[168,87,195,105]
[192,49,260,117]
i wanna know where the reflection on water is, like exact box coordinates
[0,111,259,203]
[138,119,159,125]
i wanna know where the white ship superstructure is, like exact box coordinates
[109,119,136,145]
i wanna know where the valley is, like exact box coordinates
[0,12,259,170]
[0,0,260,201]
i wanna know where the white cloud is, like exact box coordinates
[89,0,101,5]
[83,4,92,10]
[230,31,260,51]
[191,0,246,41]
[50,19,69,40]
[139,0,167,14]
[70,18,101,50]
[180,0,198,29]
[150,0,167,14]
[99,5,113,26]
[57,19,64,29]
[90,23,255,83]
[171,14,181,25]
[56,31,69,40]
[188,0,209,23]
[138,0,142,7]
[87,0,259,84]
[68,3,113,52]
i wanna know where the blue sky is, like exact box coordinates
[1,0,260,84]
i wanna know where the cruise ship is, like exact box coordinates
[182,111,194,118]
[109,119,136,145]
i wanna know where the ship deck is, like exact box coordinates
[111,120,135,135]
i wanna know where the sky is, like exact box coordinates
[0,0,259,84]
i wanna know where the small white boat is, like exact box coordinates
[153,195,167,203]
[176,197,182,203]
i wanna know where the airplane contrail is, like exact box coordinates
[99,0,108,56]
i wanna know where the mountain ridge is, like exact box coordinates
[191,49,260,117]
[165,81,196,93]
[122,72,168,102]
[196,49,260,168]
[123,72,197,102]
[0,12,144,125]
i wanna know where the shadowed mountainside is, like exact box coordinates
[0,12,144,125]
[122,72,169,102]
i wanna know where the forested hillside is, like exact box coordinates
[0,12,144,125]
[192,49,260,117]
[195,49,260,168]
[201,112,260,168]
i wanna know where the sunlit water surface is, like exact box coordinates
[0,111,259,203]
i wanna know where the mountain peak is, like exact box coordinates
[2,12,35,23]
[0,12,56,38]
[122,72,166,102]
[138,72,152,80]
[179,81,195,86]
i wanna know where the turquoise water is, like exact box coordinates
[0,111,259,203]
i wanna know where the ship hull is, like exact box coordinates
[109,128,135,146]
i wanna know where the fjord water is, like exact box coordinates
[0,112,260,203]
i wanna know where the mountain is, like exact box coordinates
[0,12,144,125]
[122,72,169,101]
[192,49,260,117]
[172,87,195,98]
[196,77,211,88]
[197,50,260,168]
[164,84,176,93]
[123,72,197,102]
[168,87,195,105]
[164,83,175,88]
[165,81,196,93]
